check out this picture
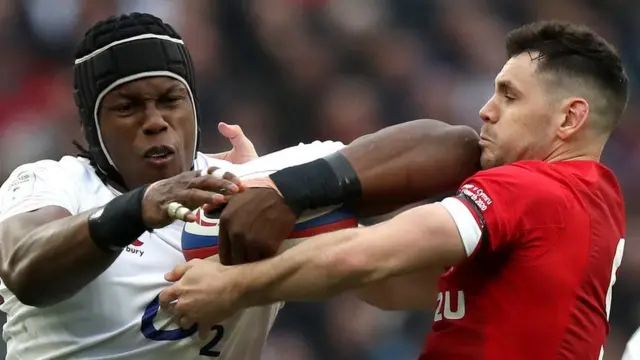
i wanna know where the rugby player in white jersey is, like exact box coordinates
[0,12,482,360]
[624,330,640,359]
[0,13,350,360]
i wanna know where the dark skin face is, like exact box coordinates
[97,77,196,189]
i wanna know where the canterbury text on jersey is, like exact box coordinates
[0,141,344,360]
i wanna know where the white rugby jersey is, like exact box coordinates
[0,141,344,360]
[624,328,640,360]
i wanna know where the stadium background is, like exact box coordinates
[0,0,639,358]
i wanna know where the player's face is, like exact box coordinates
[98,77,196,188]
[478,53,562,169]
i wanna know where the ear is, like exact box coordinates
[557,97,589,140]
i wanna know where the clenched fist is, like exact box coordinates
[142,167,243,228]
[217,185,298,265]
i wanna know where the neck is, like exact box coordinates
[543,138,604,163]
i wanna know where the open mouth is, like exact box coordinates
[143,145,176,163]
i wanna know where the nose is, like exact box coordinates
[141,105,169,136]
[479,96,497,124]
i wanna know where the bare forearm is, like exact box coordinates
[343,120,481,215]
[236,203,464,307]
[356,267,442,310]
[238,228,375,306]
[238,220,420,306]
[1,210,119,307]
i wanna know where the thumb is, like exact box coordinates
[165,262,193,282]
[217,122,242,139]
[218,123,256,153]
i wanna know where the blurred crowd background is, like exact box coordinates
[1,0,640,359]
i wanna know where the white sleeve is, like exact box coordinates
[229,140,346,179]
[0,161,81,222]
[197,154,233,171]
[623,328,640,360]
[439,197,483,257]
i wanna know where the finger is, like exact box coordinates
[218,221,231,266]
[200,167,243,190]
[230,237,247,265]
[217,122,241,138]
[194,170,242,194]
[220,171,245,191]
[170,313,181,326]
[165,262,193,282]
[218,122,257,157]
[166,201,196,223]
[159,286,180,310]
[180,316,196,330]
[218,122,249,147]
[177,189,226,215]
[202,201,228,215]
[198,323,213,341]
[245,247,263,263]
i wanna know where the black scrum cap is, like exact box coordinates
[73,12,200,189]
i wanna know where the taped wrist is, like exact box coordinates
[88,185,151,253]
[269,152,362,216]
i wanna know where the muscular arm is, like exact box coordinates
[234,202,465,306]
[217,119,481,265]
[0,207,119,307]
[356,267,443,310]
[314,121,478,306]
[340,120,480,216]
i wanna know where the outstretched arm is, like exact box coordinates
[159,201,467,333]
[339,120,480,215]
[234,203,464,303]
[356,266,443,310]
[218,119,481,264]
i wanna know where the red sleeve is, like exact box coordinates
[440,163,565,256]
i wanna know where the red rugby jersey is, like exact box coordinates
[420,160,625,360]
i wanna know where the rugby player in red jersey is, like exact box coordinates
[161,21,628,359]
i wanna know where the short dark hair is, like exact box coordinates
[506,21,629,132]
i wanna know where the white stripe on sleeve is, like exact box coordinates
[439,197,482,256]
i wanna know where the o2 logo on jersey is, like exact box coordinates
[434,290,466,322]
[140,295,225,357]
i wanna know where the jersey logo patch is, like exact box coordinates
[460,183,492,212]
[125,239,145,257]
[6,170,36,205]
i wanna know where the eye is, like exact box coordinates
[503,94,516,102]
[109,102,134,116]
[160,94,186,106]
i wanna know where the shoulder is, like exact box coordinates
[458,161,570,227]
[471,160,555,182]
[464,161,567,199]
[3,157,79,190]
[0,156,96,218]
[6,156,95,178]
